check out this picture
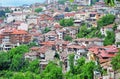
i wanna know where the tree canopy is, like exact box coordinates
[41,62,63,79]
[104,0,115,6]
[103,31,115,46]
[77,25,103,38]
[35,8,43,13]
[65,54,101,79]
[64,35,73,41]
[97,14,115,29]
[60,18,74,27]
[111,51,120,71]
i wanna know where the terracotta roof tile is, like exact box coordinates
[67,45,86,49]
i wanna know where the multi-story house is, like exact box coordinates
[74,0,91,5]
[0,28,31,51]
[87,45,118,68]
[67,44,86,60]
[25,45,55,70]
[56,29,64,40]
[27,15,38,25]
[5,12,26,23]
[74,38,103,47]
[64,13,75,19]
[44,31,57,41]
[115,29,120,47]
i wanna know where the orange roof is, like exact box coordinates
[30,47,40,51]
[40,41,55,46]
[38,46,47,53]
[88,47,99,54]
[65,13,75,17]
[11,29,27,35]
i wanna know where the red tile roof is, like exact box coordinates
[30,47,40,51]
[11,29,27,35]
[40,41,55,46]
[89,45,118,58]
[67,45,86,49]
[88,47,99,54]
[54,24,61,28]
[65,13,75,17]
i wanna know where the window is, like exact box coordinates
[85,41,89,44]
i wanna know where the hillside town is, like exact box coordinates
[0,0,120,79]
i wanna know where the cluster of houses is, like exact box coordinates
[0,0,120,78]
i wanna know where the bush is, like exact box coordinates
[35,8,43,13]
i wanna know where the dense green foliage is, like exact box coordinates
[66,54,101,79]
[113,23,118,31]
[58,0,67,4]
[60,18,74,27]
[0,45,102,79]
[35,8,43,13]
[104,0,115,6]
[0,52,10,70]
[104,31,115,46]
[41,62,63,79]
[111,51,120,71]
[77,25,103,38]
[0,45,29,71]
[0,45,40,78]
[64,35,73,41]
[0,8,12,18]
[91,0,99,5]
[97,14,115,29]
[69,0,74,2]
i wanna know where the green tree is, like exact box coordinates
[60,18,74,27]
[35,8,43,13]
[28,42,38,48]
[66,56,98,79]
[5,8,12,13]
[113,23,118,31]
[41,62,63,79]
[54,52,60,59]
[10,54,26,71]
[0,52,10,70]
[77,25,88,38]
[8,45,29,71]
[97,14,115,29]
[58,0,67,4]
[64,35,73,41]
[104,31,115,46]
[104,0,115,6]
[111,51,120,71]
[27,60,40,74]
[74,57,85,74]
[81,61,96,79]
[68,54,75,74]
